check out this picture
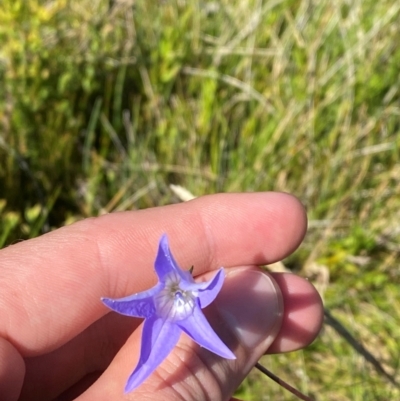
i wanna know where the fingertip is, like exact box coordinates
[192,191,308,266]
[267,192,308,255]
[267,273,323,353]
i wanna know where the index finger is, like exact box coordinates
[0,192,306,356]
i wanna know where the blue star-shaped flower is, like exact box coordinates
[102,234,236,393]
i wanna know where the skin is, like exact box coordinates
[0,192,323,401]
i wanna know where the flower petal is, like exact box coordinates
[177,306,236,360]
[155,234,193,283]
[125,316,181,392]
[181,268,225,308]
[101,283,163,318]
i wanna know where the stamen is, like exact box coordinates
[174,291,186,307]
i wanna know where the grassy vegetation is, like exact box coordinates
[1,0,400,399]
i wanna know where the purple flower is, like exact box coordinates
[102,234,236,393]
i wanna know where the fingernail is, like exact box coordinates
[215,268,283,350]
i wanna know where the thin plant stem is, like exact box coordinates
[255,362,315,401]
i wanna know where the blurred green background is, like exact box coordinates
[1,0,400,399]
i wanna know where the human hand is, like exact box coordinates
[0,192,323,401]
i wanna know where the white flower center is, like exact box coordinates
[154,272,195,321]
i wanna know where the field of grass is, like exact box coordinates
[1,0,400,399]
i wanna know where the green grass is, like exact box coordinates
[1,0,400,399]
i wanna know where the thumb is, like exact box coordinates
[78,267,283,401]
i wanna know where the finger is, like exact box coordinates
[19,270,322,401]
[267,273,323,353]
[53,372,101,401]
[19,314,139,401]
[0,337,25,401]
[0,192,307,356]
[76,267,321,401]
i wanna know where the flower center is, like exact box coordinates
[154,273,196,321]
